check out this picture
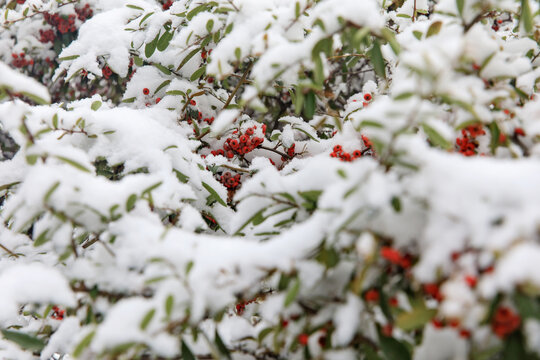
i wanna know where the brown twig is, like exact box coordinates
[258,145,290,159]
[222,61,254,110]
[0,242,19,258]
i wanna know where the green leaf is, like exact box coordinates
[140,308,156,330]
[391,196,401,212]
[395,303,436,331]
[91,101,102,111]
[393,92,415,101]
[303,91,316,120]
[173,169,190,183]
[426,21,442,38]
[145,31,160,58]
[369,40,386,78]
[142,182,163,195]
[298,190,322,204]
[126,4,144,10]
[316,247,339,269]
[177,47,201,71]
[214,330,232,359]
[153,63,172,75]
[202,181,227,206]
[165,295,174,318]
[190,65,206,81]
[488,121,500,154]
[43,181,60,203]
[139,12,154,26]
[258,328,273,343]
[20,91,49,105]
[181,340,196,360]
[122,97,136,103]
[422,123,452,150]
[513,292,540,319]
[126,194,137,212]
[379,333,411,360]
[34,229,50,247]
[157,31,173,52]
[52,114,58,128]
[295,1,301,18]
[58,54,80,61]
[234,47,241,61]
[284,278,301,307]
[234,208,267,235]
[503,332,527,359]
[154,80,171,95]
[187,3,209,21]
[520,0,533,33]
[55,156,91,173]
[206,19,214,33]
[456,0,464,16]
[73,331,96,358]
[381,28,400,55]
[1,330,45,352]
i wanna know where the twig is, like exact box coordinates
[226,0,239,12]
[2,0,79,27]
[0,242,19,258]
[220,164,251,173]
[258,145,290,159]
[222,61,254,110]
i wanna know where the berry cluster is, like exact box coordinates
[235,296,258,315]
[162,0,173,10]
[75,3,93,22]
[218,125,265,157]
[455,124,485,156]
[102,65,113,79]
[492,306,521,339]
[329,145,364,161]
[39,29,55,43]
[380,246,412,269]
[281,143,295,161]
[11,52,34,68]
[219,171,241,190]
[51,306,65,320]
[43,12,77,34]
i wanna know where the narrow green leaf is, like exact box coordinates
[369,40,386,78]
[379,333,411,360]
[456,0,464,16]
[73,331,96,358]
[58,55,80,61]
[177,47,201,71]
[422,123,452,150]
[181,340,196,360]
[284,278,301,307]
[55,156,91,173]
[173,169,190,183]
[206,19,214,33]
[122,97,136,103]
[157,31,173,52]
[126,194,137,212]
[234,208,267,235]
[34,229,50,247]
[190,65,206,81]
[139,12,154,26]
[20,91,49,105]
[145,31,160,58]
[52,114,58,128]
[44,181,60,203]
[1,330,45,352]
[521,0,533,33]
[303,91,316,120]
[126,4,144,10]
[214,330,231,359]
[140,308,156,330]
[202,181,227,206]
[165,295,174,318]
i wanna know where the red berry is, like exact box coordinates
[190,99,196,106]
[143,88,150,95]
[514,127,525,136]
[364,289,379,302]
[155,97,161,104]
[499,133,507,143]
[389,297,398,307]
[459,329,471,339]
[380,246,402,265]
[382,324,393,337]
[298,333,309,346]
[364,93,372,101]
[464,275,477,288]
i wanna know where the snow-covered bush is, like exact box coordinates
[1,0,540,358]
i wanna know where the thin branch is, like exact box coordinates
[2,0,79,27]
[222,61,254,110]
[0,242,19,258]
[258,145,290,159]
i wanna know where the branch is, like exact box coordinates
[222,61,254,110]
[258,145,291,159]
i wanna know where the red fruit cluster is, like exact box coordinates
[51,306,65,320]
[39,29,55,43]
[281,143,295,161]
[492,306,521,339]
[102,65,113,79]
[162,0,173,10]
[43,12,77,34]
[219,172,241,190]
[423,283,443,301]
[11,52,33,68]
[456,124,485,156]
[235,297,257,315]
[380,246,411,269]
[330,145,363,161]
[221,126,265,157]
[75,4,93,22]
